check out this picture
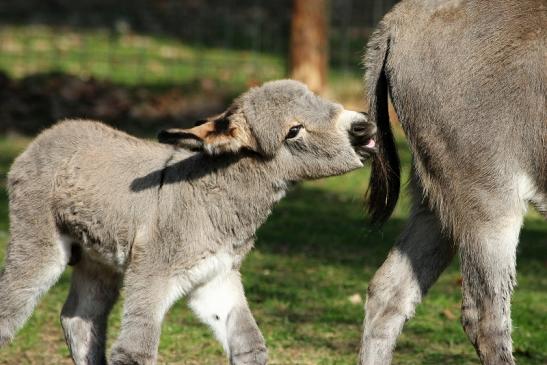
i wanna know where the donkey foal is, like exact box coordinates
[0,80,377,365]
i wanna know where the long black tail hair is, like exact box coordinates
[364,27,401,225]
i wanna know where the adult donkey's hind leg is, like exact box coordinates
[359,176,455,365]
[458,178,531,365]
[460,229,518,365]
[61,255,121,365]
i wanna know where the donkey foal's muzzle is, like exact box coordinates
[350,112,377,157]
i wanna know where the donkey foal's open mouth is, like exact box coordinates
[349,112,378,159]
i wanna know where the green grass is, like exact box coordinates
[0,23,366,96]
[0,24,286,86]
[0,132,545,365]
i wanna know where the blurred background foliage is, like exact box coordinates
[0,0,397,135]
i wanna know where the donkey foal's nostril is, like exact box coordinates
[351,122,370,137]
[352,125,365,135]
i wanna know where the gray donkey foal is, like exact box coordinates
[360,0,545,364]
[0,80,377,365]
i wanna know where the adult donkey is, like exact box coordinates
[360,0,545,364]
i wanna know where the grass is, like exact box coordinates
[0,131,545,365]
[0,23,364,97]
[0,24,286,86]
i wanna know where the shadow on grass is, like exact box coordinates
[256,184,546,273]
[0,71,239,137]
[256,185,403,269]
[0,187,9,232]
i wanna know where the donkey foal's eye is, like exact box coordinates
[285,125,303,140]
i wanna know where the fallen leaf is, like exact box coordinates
[348,293,362,305]
[442,308,456,320]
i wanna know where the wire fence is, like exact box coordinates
[0,0,398,86]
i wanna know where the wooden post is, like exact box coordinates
[290,0,329,93]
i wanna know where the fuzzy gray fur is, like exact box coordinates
[0,80,376,365]
[360,1,546,364]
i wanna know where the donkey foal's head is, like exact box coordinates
[158,79,377,180]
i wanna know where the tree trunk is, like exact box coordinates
[290,0,329,94]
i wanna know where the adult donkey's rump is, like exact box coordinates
[360,0,545,364]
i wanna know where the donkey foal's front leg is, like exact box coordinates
[189,270,267,365]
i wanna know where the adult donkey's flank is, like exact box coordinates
[360,0,545,364]
[0,80,377,365]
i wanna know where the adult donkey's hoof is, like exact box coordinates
[230,346,268,365]
[110,347,155,365]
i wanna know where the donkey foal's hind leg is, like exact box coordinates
[0,230,69,346]
[360,188,454,365]
[61,256,121,365]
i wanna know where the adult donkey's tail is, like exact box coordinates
[364,23,400,225]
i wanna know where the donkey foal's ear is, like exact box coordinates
[157,117,254,155]
[157,128,204,150]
